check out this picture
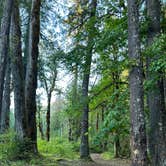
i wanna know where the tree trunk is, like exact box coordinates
[0,0,13,123]
[0,56,11,133]
[147,1,166,165]
[46,94,51,142]
[37,109,44,140]
[25,0,41,153]
[127,0,148,165]
[96,112,99,131]
[68,118,73,141]
[114,135,120,158]
[80,53,92,159]
[80,0,97,159]
[10,0,27,140]
[23,5,31,78]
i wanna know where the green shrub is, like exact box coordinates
[38,137,79,159]
[0,132,37,160]
[0,132,18,160]
[101,151,115,160]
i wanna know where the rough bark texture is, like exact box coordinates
[10,0,27,140]
[80,0,97,159]
[127,0,148,165]
[0,57,11,132]
[0,0,13,122]
[80,52,92,159]
[46,94,51,142]
[37,103,44,140]
[23,5,31,78]
[147,1,166,165]
[25,0,41,153]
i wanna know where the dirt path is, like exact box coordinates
[91,153,130,166]
[59,153,131,166]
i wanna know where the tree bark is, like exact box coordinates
[0,0,13,123]
[0,56,11,133]
[80,52,92,159]
[96,112,99,131]
[147,1,166,165]
[80,0,97,159]
[46,94,51,142]
[114,135,120,158]
[25,0,41,153]
[37,105,44,140]
[127,0,148,165]
[23,4,31,78]
[10,0,27,140]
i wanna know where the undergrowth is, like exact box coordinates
[38,137,79,159]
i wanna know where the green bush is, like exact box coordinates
[38,137,79,159]
[101,151,115,160]
[0,132,18,160]
[0,132,37,160]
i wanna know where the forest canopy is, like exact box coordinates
[0,0,165,166]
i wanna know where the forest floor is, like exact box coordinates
[0,153,131,166]
[58,153,131,166]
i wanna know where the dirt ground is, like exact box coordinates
[59,153,131,166]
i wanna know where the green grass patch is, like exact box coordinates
[101,151,115,160]
[0,155,59,166]
[38,137,79,159]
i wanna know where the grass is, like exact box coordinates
[0,134,79,166]
[38,137,79,159]
[101,151,115,160]
[0,155,59,166]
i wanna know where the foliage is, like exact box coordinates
[0,132,36,160]
[38,137,79,159]
[144,33,166,91]
[101,151,115,160]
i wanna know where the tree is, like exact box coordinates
[147,0,166,165]
[36,94,44,140]
[39,46,58,142]
[0,0,13,125]
[25,0,41,153]
[10,0,27,140]
[80,0,97,159]
[0,56,11,133]
[127,0,148,165]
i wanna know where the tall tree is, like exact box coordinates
[80,0,97,159]
[25,0,41,153]
[0,57,11,133]
[39,42,59,141]
[127,0,148,165]
[147,0,166,165]
[0,0,13,124]
[10,0,27,140]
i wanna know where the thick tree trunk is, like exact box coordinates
[147,1,166,165]
[80,0,97,159]
[127,0,148,165]
[10,0,27,140]
[25,0,41,153]
[23,6,31,77]
[46,94,51,142]
[0,57,11,133]
[80,52,92,159]
[0,0,13,122]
